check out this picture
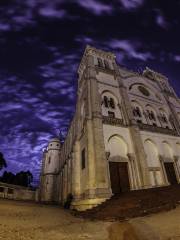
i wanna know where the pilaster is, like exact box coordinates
[113,63,151,188]
[85,54,111,198]
[72,141,81,199]
[173,155,180,183]
[127,153,141,189]
[158,155,169,185]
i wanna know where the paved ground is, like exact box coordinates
[0,199,180,240]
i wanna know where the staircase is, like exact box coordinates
[75,184,180,221]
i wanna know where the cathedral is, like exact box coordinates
[39,45,180,211]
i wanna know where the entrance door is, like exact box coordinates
[109,162,130,194]
[164,162,177,185]
[119,162,130,192]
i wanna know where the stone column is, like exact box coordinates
[127,153,141,189]
[85,55,111,198]
[153,170,158,186]
[69,157,72,194]
[169,104,180,135]
[67,160,70,195]
[129,126,150,188]
[127,157,134,190]
[173,156,180,183]
[143,111,150,125]
[63,164,68,201]
[58,172,62,203]
[159,155,169,185]
[86,119,96,197]
[61,172,64,203]
[72,141,81,199]
[157,115,163,128]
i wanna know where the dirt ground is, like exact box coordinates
[0,199,180,240]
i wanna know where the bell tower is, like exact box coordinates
[40,138,61,202]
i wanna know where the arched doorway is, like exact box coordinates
[162,142,177,185]
[108,135,130,194]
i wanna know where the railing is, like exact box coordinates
[102,117,179,135]
[102,116,125,127]
[138,123,179,136]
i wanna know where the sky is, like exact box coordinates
[0,0,180,184]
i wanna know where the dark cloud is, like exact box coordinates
[108,39,154,61]
[76,0,113,15]
[154,9,169,29]
[0,0,180,185]
[119,0,145,11]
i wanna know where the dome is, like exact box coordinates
[49,138,61,143]
[48,137,61,150]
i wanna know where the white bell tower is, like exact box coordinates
[40,138,61,202]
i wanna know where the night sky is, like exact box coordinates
[0,0,180,184]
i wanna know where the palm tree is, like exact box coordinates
[0,152,7,171]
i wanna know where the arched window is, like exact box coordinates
[147,110,156,121]
[151,111,156,121]
[109,98,115,109]
[97,58,103,67]
[104,96,109,108]
[133,108,136,117]
[133,106,142,117]
[158,108,171,129]
[104,60,110,69]
[103,96,115,109]
[136,107,142,117]
[162,114,167,123]
[108,135,128,159]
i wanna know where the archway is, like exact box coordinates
[145,105,159,126]
[108,135,128,159]
[108,135,130,194]
[162,142,177,185]
[131,100,146,124]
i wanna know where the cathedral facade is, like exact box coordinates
[39,46,180,211]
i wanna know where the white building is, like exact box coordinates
[39,45,180,211]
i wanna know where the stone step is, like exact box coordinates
[76,184,180,220]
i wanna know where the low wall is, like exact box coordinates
[0,182,36,201]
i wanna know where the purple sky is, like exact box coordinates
[0,0,180,184]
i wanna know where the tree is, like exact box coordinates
[0,170,33,187]
[14,171,33,187]
[0,152,7,171]
[26,171,33,186]
[1,171,15,184]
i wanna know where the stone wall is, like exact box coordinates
[0,182,36,201]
